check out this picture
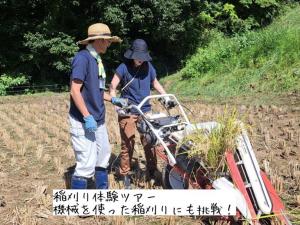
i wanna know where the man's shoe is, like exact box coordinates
[95,167,109,189]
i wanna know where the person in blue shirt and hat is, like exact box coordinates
[69,23,128,189]
[110,39,172,189]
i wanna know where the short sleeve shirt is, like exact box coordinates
[69,50,105,124]
[116,62,156,113]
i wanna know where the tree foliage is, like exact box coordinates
[23,32,78,82]
[0,0,295,86]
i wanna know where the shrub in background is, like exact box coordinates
[0,74,28,96]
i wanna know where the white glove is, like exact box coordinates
[164,96,171,104]
[162,96,177,108]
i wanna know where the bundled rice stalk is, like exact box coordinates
[181,107,243,178]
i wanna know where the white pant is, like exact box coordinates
[69,115,111,178]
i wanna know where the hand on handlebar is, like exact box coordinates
[160,96,177,109]
[115,106,127,116]
[111,97,128,108]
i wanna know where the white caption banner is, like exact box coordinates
[53,189,236,216]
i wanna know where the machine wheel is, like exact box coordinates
[162,165,189,189]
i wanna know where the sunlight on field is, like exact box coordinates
[0,93,299,224]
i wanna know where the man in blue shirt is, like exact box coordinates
[69,23,127,189]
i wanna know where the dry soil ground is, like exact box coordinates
[0,93,299,225]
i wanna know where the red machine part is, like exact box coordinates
[260,171,292,225]
[225,151,258,224]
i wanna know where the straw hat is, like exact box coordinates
[77,23,122,45]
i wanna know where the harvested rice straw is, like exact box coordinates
[180,108,243,178]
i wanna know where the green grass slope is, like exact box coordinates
[162,5,300,103]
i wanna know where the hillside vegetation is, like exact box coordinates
[1,0,294,88]
[163,5,300,103]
